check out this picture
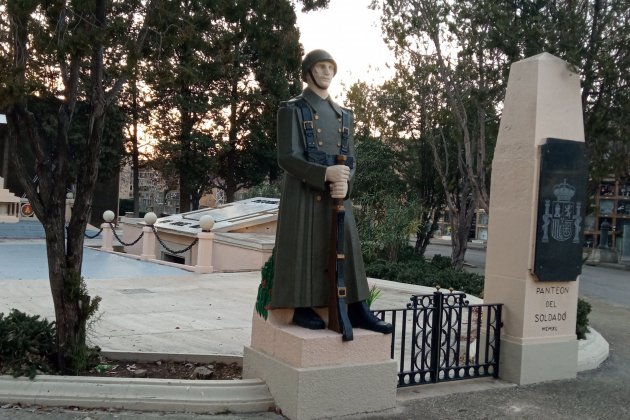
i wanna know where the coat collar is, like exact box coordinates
[301,88,343,117]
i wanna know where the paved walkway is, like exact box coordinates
[0,239,434,356]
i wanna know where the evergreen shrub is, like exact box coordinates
[0,309,57,378]
[576,297,592,340]
[364,247,485,297]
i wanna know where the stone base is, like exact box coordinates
[243,346,397,420]
[244,309,397,419]
[499,336,578,385]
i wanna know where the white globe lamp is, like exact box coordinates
[103,210,115,223]
[199,215,215,232]
[144,212,158,226]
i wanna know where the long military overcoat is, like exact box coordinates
[271,88,370,309]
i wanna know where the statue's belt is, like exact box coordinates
[294,99,354,169]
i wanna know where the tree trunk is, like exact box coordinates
[448,192,476,270]
[415,207,441,256]
[179,179,192,213]
[450,212,470,270]
[131,76,140,217]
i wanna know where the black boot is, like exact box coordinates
[348,301,393,334]
[293,307,325,330]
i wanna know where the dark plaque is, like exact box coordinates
[533,138,587,282]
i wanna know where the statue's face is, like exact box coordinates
[309,61,335,89]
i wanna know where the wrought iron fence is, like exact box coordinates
[374,290,503,387]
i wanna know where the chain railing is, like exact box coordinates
[62,224,103,239]
[151,225,198,255]
[99,211,215,270]
[84,228,103,239]
[109,222,145,247]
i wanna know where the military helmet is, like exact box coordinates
[301,49,337,81]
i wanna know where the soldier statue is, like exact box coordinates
[270,49,393,335]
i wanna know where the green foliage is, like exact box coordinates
[430,254,453,270]
[255,252,275,320]
[63,270,102,375]
[352,137,422,262]
[0,310,56,379]
[346,82,445,258]
[366,284,382,308]
[356,195,420,262]
[244,180,282,199]
[576,298,592,340]
[365,250,485,298]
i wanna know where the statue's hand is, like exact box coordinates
[325,164,350,183]
[329,181,348,199]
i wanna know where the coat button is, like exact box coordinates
[315,115,319,120]
[317,128,322,133]
[338,118,341,122]
[338,128,342,133]
[316,195,322,201]
[337,142,341,147]
[318,141,323,146]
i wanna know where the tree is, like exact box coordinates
[485,0,630,186]
[346,79,444,259]
[118,68,151,217]
[377,0,630,267]
[1,0,153,372]
[378,0,501,268]
[145,0,323,209]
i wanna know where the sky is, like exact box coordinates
[295,0,396,98]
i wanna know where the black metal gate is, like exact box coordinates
[374,289,503,387]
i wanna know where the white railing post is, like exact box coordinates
[195,215,215,273]
[101,210,115,251]
[141,212,157,261]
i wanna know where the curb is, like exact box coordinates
[0,353,274,415]
[577,327,610,372]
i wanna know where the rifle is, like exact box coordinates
[327,155,353,341]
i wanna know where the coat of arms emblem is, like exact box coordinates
[541,179,582,243]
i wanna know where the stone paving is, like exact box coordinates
[0,234,432,356]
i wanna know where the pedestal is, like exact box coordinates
[195,231,214,273]
[140,226,156,260]
[243,309,397,420]
[101,222,113,251]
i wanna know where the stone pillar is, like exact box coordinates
[101,222,114,251]
[195,231,214,273]
[243,309,397,420]
[140,226,156,260]
[484,53,583,385]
